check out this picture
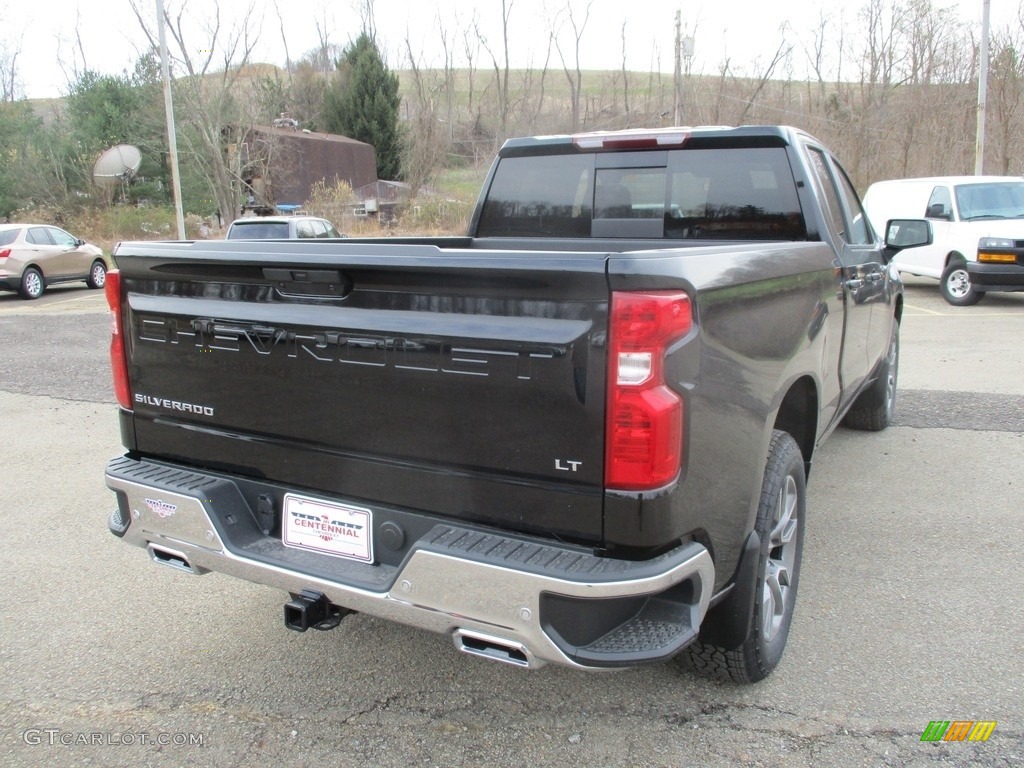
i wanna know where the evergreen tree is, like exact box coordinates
[323,33,402,180]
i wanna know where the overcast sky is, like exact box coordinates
[4,0,1018,99]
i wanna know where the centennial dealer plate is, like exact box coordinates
[282,493,373,563]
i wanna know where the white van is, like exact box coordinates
[862,176,1024,305]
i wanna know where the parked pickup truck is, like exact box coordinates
[104,126,929,683]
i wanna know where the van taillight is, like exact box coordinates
[606,291,692,490]
[105,269,131,409]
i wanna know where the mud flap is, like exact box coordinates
[694,530,760,650]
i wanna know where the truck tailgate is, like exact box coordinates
[114,241,610,542]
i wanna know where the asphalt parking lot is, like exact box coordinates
[0,276,1021,767]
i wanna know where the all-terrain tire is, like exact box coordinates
[684,430,806,683]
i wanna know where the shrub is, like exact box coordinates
[304,178,357,223]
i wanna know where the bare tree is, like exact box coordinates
[402,36,449,195]
[0,38,22,101]
[735,27,793,123]
[524,31,555,133]
[802,9,847,116]
[476,0,514,136]
[712,57,731,125]
[462,15,480,117]
[436,13,457,143]
[834,0,914,187]
[129,0,264,224]
[273,0,292,80]
[357,0,377,41]
[305,2,343,73]
[553,0,593,131]
[988,28,1024,174]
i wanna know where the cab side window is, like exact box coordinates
[926,187,953,220]
[833,165,871,244]
[806,149,846,241]
[806,148,870,244]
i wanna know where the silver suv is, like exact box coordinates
[225,216,345,240]
[0,223,107,299]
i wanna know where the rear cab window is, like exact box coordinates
[477,142,806,241]
[476,154,593,237]
[227,222,290,239]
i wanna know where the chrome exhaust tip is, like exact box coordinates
[147,543,205,575]
[453,629,536,668]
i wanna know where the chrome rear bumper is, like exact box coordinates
[106,456,714,669]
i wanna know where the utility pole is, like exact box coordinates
[673,10,682,125]
[157,0,186,239]
[975,0,991,175]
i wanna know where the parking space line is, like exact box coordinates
[904,303,944,316]
[904,304,1024,318]
[0,295,107,315]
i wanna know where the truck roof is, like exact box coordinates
[498,125,809,156]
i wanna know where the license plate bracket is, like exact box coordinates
[282,493,373,563]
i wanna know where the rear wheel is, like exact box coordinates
[20,267,44,299]
[86,259,107,289]
[684,430,805,683]
[940,261,984,306]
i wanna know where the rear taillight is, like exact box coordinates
[0,248,10,259]
[105,269,131,409]
[606,291,692,490]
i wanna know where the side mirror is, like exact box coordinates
[885,219,932,248]
[883,219,932,262]
[925,203,952,221]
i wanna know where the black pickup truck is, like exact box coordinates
[104,125,928,683]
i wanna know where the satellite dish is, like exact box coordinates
[93,145,142,189]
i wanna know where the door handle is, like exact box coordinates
[846,278,864,290]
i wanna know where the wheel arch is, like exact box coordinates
[21,263,47,285]
[945,250,967,268]
[772,376,818,477]
[18,263,47,299]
